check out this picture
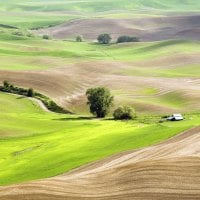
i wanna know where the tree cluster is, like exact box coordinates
[1,80,34,97]
[0,81,70,114]
[86,87,136,120]
[97,34,139,44]
[117,35,139,43]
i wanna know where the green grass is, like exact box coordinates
[0,0,199,187]
[0,0,199,29]
[0,92,200,185]
[0,11,78,29]
[0,33,199,74]
[1,0,199,13]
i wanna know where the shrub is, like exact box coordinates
[117,35,139,43]
[3,80,13,92]
[76,35,83,42]
[12,31,24,37]
[86,87,114,118]
[27,88,34,97]
[43,35,51,40]
[3,80,10,88]
[113,106,135,120]
[26,32,34,38]
[97,33,112,44]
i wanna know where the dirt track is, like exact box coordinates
[0,127,200,200]
[35,15,200,41]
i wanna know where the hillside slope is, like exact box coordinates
[36,15,200,41]
[1,0,200,13]
[0,127,199,200]
[0,36,199,114]
[0,0,200,29]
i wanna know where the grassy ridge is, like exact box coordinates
[0,92,200,185]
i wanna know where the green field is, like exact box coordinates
[0,92,199,185]
[0,32,200,76]
[0,0,200,29]
[1,0,199,13]
[0,0,199,188]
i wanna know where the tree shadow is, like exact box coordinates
[53,116,96,121]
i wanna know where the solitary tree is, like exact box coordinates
[76,35,83,42]
[97,34,112,44]
[86,87,114,118]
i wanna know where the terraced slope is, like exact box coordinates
[1,127,199,200]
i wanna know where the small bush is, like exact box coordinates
[26,32,34,38]
[43,35,51,40]
[113,106,135,120]
[12,31,24,37]
[76,35,83,42]
[117,35,139,43]
[27,88,34,97]
[3,80,13,92]
[3,80,10,88]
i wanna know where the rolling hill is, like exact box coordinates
[0,0,200,29]
[0,124,199,199]
[36,15,200,41]
[0,32,200,114]
[1,92,199,186]
[0,0,199,199]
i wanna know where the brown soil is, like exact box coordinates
[35,15,200,41]
[0,56,200,114]
[0,127,200,200]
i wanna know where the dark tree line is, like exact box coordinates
[97,33,139,44]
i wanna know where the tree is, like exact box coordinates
[86,87,114,118]
[27,88,34,97]
[97,34,112,44]
[76,35,83,42]
[117,35,139,43]
[113,106,136,120]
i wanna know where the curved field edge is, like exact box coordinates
[0,92,200,185]
[0,127,200,200]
